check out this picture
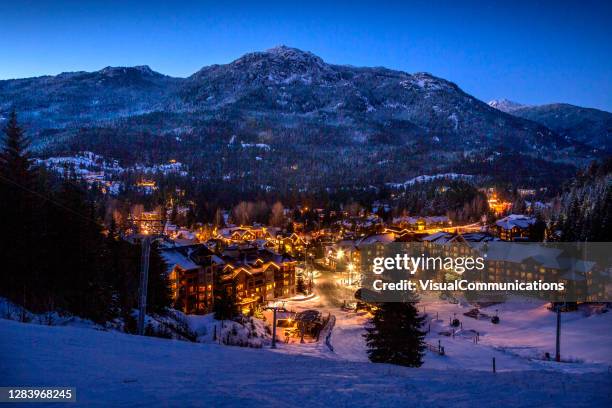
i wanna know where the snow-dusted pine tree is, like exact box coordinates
[364,299,426,367]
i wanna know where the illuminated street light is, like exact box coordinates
[336,248,344,260]
[347,262,354,286]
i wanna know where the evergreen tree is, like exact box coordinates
[0,111,34,189]
[46,181,113,322]
[0,112,172,326]
[0,111,37,305]
[561,195,581,241]
[104,233,172,329]
[213,271,238,320]
[364,301,426,367]
[531,212,547,242]
[296,274,306,294]
[145,242,173,314]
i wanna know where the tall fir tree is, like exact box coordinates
[561,194,581,241]
[364,301,426,367]
[0,111,38,305]
[296,274,306,294]
[591,187,611,241]
[0,111,34,189]
[45,181,113,322]
[213,271,238,320]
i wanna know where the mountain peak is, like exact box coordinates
[98,65,160,77]
[229,45,325,67]
[265,45,315,57]
[488,98,526,113]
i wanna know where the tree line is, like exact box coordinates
[0,112,172,326]
[557,158,611,242]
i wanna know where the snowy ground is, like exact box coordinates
[2,319,610,407]
[419,297,612,372]
[183,313,271,347]
[2,268,611,406]
[273,269,612,373]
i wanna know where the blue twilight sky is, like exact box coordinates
[0,0,610,111]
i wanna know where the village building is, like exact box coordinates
[215,245,297,314]
[325,233,395,284]
[161,243,296,315]
[273,232,308,257]
[214,225,279,244]
[417,232,604,302]
[390,215,451,232]
[469,242,605,302]
[337,215,383,236]
[160,245,217,314]
[493,214,538,241]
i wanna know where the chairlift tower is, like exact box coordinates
[135,218,164,336]
[264,301,287,348]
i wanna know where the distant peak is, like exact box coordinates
[98,65,159,77]
[233,45,324,64]
[266,45,309,55]
[488,98,525,113]
[133,65,156,74]
[265,45,322,62]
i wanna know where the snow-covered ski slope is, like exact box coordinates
[1,318,610,407]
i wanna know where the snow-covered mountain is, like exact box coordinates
[489,99,611,151]
[0,46,602,186]
[488,99,526,113]
[510,103,611,151]
[0,46,561,150]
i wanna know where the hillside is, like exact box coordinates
[2,318,610,407]
[489,100,611,152]
[511,104,611,152]
[0,46,599,188]
[1,46,564,152]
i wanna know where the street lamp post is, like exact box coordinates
[336,248,344,282]
[306,251,314,294]
[347,262,354,286]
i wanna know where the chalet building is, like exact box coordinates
[161,244,296,315]
[215,245,296,314]
[421,232,495,276]
[163,223,199,246]
[418,232,605,301]
[517,188,537,197]
[326,240,359,271]
[493,214,537,241]
[385,226,431,240]
[326,233,395,272]
[470,243,605,302]
[274,232,308,257]
[487,197,512,216]
[390,215,451,232]
[338,215,383,235]
[309,230,338,258]
[214,225,279,244]
[160,245,217,314]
